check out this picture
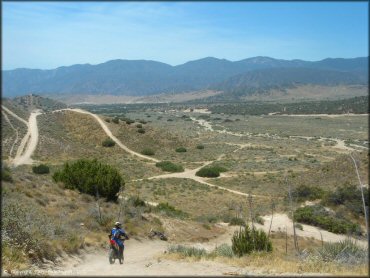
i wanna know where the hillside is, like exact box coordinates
[3,57,368,98]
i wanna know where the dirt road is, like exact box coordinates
[2,110,19,157]
[40,239,248,276]
[12,110,42,166]
[55,109,159,162]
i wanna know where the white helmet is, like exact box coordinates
[115,221,122,227]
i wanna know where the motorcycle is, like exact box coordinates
[148,228,168,241]
[108,234,126,264]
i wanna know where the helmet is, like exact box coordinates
[115,221,122,227]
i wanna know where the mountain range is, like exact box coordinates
[2,56,368,98]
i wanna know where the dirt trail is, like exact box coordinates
[12,110,42,166]
[2,110,19,157]
[54,109,159,162]
[1,105,28,125]
[41,239,248,276]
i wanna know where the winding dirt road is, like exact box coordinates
[55,109,159,162]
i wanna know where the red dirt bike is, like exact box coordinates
[108,234,127,264]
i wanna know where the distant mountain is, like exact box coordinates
[2,56,368,97]
[213,67,367,94]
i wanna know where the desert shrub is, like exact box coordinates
[32,164,50,174]
[229,217,246,226]
[195,165,227,178]
[224,119,233,123]
[136,124,143,128]
[291,185,326,202]
[322,186,369,216]
[102,138,115,147]
[125,119,135,125]
[255,215,265,225]
[168,245,207,258]
[139,120,147,124]
[155,202,188,218]
[1,166,13,182]
[137,128,146,134]
[105,118,110,123]
[309,238,368,265]
[232,226,272,256]
[167,118,173,122]
[211,244,235,258]
[141,148,155,156]
[294,205,361,235]
[196,144,205,149]
[112,117,119,124]
[155,161,184,172]
[175,147,187,153]
[52,159,124,201]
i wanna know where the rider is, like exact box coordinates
[111,221,129,258]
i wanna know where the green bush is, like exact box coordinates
[175,147,187,153]
[195,165,227,178]
[229,217,246,226]
[52,159,124,201]
[32,164,50,175]
[137,128,146,134]
[141,148,155,156]
[102,138,115,147]
[196,167,220,177]
[112,117,119,124]
[1,166,13,182]
[156,202,188,218]
[105,118,111,123]
[155,161,184,172]
[196,144,205,149]
[136,124,143,128]
[291,185,325,202]
[139,120,147,124]
[232,226,272,256]
[294,205,362,235]
[211,244,235,258]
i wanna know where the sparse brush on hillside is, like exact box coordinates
[155,161,184,172]
[1,165,13,182]
[196,144,205,149]
[53,159,123,201]
[290,185,326,202]
[112,117,119,124]
[155,202,188,219]
[232,226,272,256]
[137,128,146,134]
[322,186,369,217]
[32,164,50,174]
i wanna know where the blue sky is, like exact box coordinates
[2,1,368,70]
